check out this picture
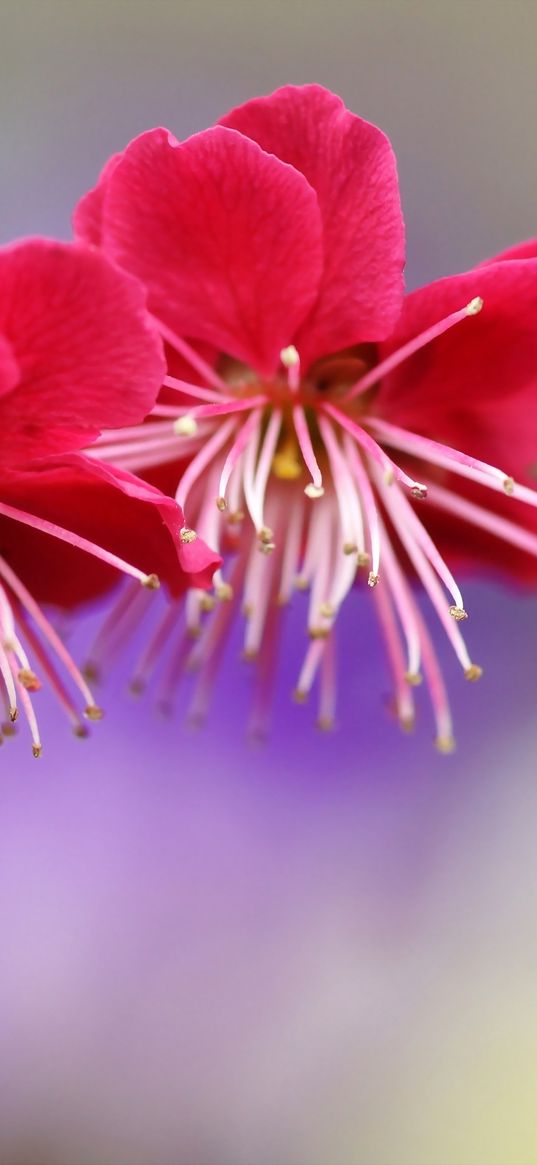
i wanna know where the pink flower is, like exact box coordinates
[74,85,537,749]
[0,238,220,755]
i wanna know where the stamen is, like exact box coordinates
[280,345,301,391]
[215,411,261,509]
[151,315,228,391]
[0,502,161,590]
[373,578,415,733]
[374,468,478,675]
[176,416,236,509]
[162,376,224,403]
[277,496,305,605]
[294,638,327,703]
[244,410,282,536]
[426,480,537,559]
[322,403,427,497]
[341,435,381,579]
[292,404,324,496]
[343,296,484,403]
[318,631,337,732]
[367,417,513,495]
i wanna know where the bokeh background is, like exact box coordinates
[1,2,537,1162]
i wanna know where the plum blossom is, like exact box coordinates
[74,85,537,749]
[0,238,219,755]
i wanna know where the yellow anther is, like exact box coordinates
[464,664,483,682]
[142,573,160,589]
[173,415,198,437]
[84,704,104,721]
[17,668,41,692]
[405,671,423,687]
[304,483,324,499]
[466,296,483,315]
[180,527,197,544]
[280,344,300,368]
[435,734,456,754]
[368,572,380,588]
[449,605,468,621]
[503,476,515,495]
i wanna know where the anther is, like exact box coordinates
[241,649,258,662]
[9,706,18,723]
[215,582,233,602]
[466,296,484,315]
[84,704,104,721]
[368,572,380,588]
[309,626,330,640]
[199,595,216,613]
[142,573,160,589]
[464,664,483,681]
[343,541,358,556]
[216,496,227,511]
[173,415,198,437]
[317,715,334,733]
[280,345,300,369]
[128,678,146,696]
[357,552,371,567]
[319,602,335,619]
[17,668,41,692]
[228,509,245,524]
[304,484,325,499]
[73,724,90,739]
[503,477,515,495]
[83,662,100,683]
[32,743,43,759]
[449,605,468,621]
[383,468,395,486]
[399,712,415,734]
[405,671,423,686]
[411,484,428,499]
[180,528,198,544]
[293,688,308,704]
[435,734,456,754]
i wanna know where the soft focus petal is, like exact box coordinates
[376,260,537,452]
[0,239,165,466]
[0,454,221,606]
[220,84,405,367]
[96,125,324,375]
[480,237,537,263]
[72,153,122,246]
[0,333,19,397]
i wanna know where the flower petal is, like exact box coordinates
[0,454,221,607]
[0,333,19,397]
[376,260,537,450]
[97,125,324,376]
[480,238,537,264]
[0,239,165,467]
[72,153,122,246]
[220,84,405,367]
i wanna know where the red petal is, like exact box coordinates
[98,125,324,376]
[0,239,165,467]
[221,84,405,368]
[376,260,537,455]
[0,334,19,397]
[0,455,221,607]
[480,238,537,264]
[72,153,121,245]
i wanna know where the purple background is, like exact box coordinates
[1,3,537,1162]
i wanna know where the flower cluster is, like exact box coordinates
[4,85,537,754]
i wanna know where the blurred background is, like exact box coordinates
[1,2,537,1162]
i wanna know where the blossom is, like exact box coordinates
[0,238,220,755]
[74,85,537,749]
